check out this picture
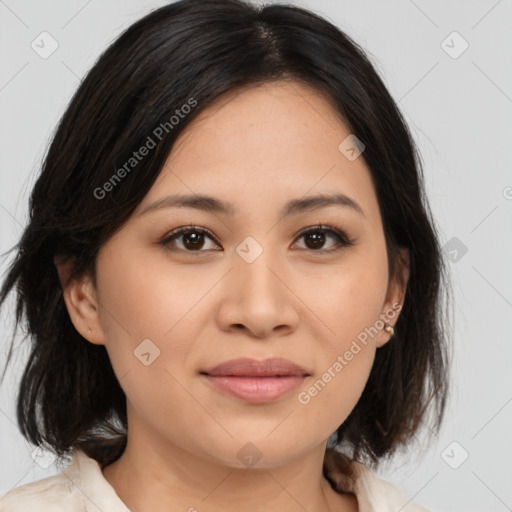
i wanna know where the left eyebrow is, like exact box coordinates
[139,192,365,219]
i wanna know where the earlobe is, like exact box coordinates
[54,256,105,346]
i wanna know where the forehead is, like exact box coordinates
[137,80,380,225]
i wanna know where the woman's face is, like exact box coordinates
[61,80,408,468]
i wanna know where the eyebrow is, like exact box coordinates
[139,192,365,219]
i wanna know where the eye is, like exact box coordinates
[293,223,355,252]
[159,223,355,253]
[159,225,220,252]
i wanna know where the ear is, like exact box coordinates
[54,255,106,346]
[376,247,410,348]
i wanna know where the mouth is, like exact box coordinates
[200,357,310,404]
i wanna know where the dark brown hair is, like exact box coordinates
[0,0,452,471]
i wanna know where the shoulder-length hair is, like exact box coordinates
[0,0,452,470]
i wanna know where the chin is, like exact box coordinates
[199,436,317,470]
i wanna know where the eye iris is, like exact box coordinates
[305,231,326,249]
[183,231,205,250]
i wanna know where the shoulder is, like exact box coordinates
[0,472,83,512]
[323,448,430,512]
[0,448,130,512]
[351,461,430,512]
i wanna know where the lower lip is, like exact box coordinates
[202,375,306,403]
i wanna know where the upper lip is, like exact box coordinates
[201,357,310,377]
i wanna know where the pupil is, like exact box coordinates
[307,232,325,249]
[184,232,204,250]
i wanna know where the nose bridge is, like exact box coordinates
[234,237,283,305]
[216,236,299,337]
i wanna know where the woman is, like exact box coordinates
[0,0,451,510]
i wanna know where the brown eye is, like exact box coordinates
[181,231,206,250]
[160,226,220,252]
[159,223,354,254]
[294,224,354,252]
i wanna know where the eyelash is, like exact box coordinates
[159,223,355,254]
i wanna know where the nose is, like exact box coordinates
[215,248,300,339]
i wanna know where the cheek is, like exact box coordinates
[311,255,388,347]
[96,240,210,343]
[313,339,376,418]
[298,250,387,428]
[94,242,213,404]
[297,317,377,436]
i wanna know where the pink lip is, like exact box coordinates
[203,375,306,403]
[200,357,310,404]
[202,357,309,377]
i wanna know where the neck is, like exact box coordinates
[100,408,355,511]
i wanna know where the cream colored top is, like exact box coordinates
[0,447,429,511]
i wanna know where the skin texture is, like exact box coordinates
[57,80,409,512]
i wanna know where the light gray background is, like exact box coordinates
[1,1,511,511]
